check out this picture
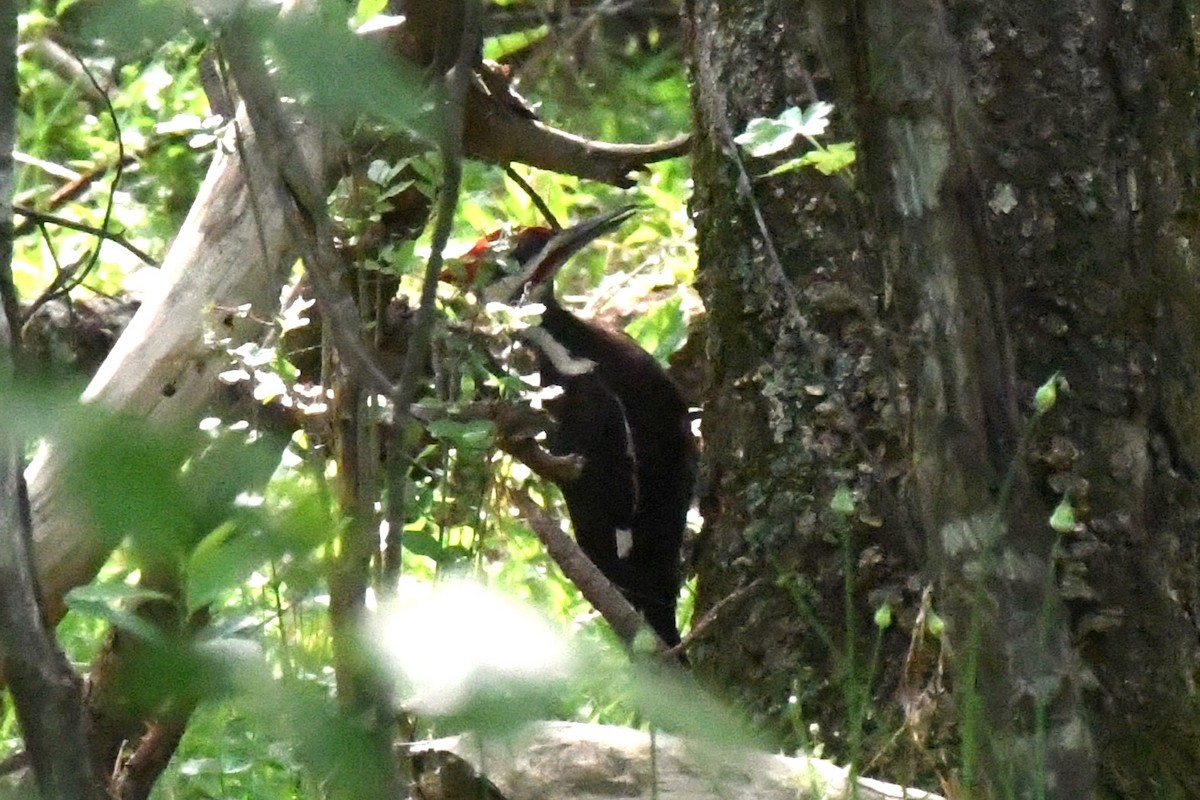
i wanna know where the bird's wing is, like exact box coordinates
[544,372,640,572]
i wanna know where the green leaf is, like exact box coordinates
[181,432,286,538]
[426,418,494,449]
[66,582,174,606]
[366,581,575,735]
[400,531,447,560]
[1034,371,1064,415]
[625,295,686,362]
[484,27,548,62]
[59,410,200,559]
[187,490,335,612]
[735,102,834,157]
[763,141,857,178]
[65,584,172,644]
[66,0,196,58]
[829,484,856,517]
[735,116,798,158]
[353,0,388,25]
[1049,496,1077,533]
[265,13,433,136]
[874,602,893,630]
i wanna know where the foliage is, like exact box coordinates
[735,102,856,178]
[4,1,705,796]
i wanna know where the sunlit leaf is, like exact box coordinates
[353,0,388,26]
[484,26,549,62]
[735,102,834,157]
[762,141,857,178]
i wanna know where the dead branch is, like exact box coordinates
[25,71,336,625]
[369,19,691,188]
[464,74,689,188]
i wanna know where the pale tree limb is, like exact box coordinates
[25,58,337,624]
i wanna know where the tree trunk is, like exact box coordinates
[687,1,1200,798]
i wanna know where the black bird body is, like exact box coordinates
[535,296,696,647]
[458,207,696,647]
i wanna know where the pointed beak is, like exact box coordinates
[486,205,638,303]
[534,204,638,278]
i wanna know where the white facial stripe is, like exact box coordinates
[522,327,597,376]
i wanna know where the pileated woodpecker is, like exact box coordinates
[453,206,696,648]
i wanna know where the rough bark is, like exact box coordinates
[688,0,1200,798]
[686,0,918,771]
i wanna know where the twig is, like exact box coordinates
[51,53,126,298]
[393,1,480,431]
[383,1,484,562]
[23,36,112,107]
[504,164,560,230]
[14,151,81,182]
[13,207,159,267]
[665,578,767,660]
[0,749,29,777]
[12,51,132,335]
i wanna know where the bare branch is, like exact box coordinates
[369,22,691,188]
[504,164,560,229]
[464,76,690,188]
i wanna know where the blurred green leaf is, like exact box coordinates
[400,531,447,560]
[59,410,200,558]
[265,13,434,136]
[64,0,196,58]
[182,431,286,536]
[426,417,494,449]
[187,486,336,612]
[64,584,171,644]
[65,582,173,606]
[367,582,574,736]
